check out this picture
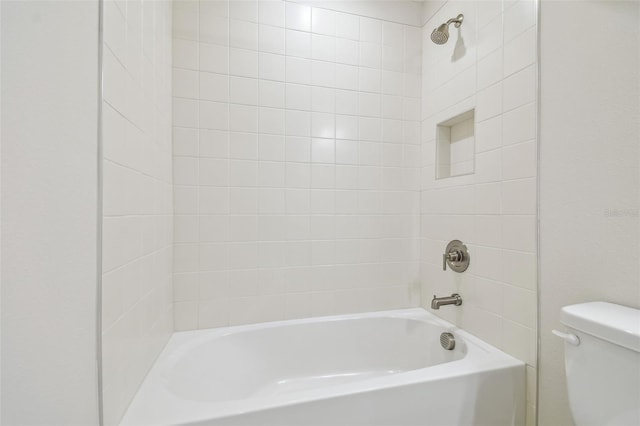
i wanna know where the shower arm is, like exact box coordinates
[446,14,464,28]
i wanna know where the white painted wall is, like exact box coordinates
[420,1,538,424]
[100,0,174,423]
[171,0,422,330]
[538,1,640,424]
[1,1,100,424]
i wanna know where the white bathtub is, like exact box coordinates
[121,308,525,426]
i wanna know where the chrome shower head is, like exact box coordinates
[430,14,464,45]
[431,23,450,45]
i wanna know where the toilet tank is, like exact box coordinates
[560,302,640,426]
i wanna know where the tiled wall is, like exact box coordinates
[100,0,174,423]
[171,0,423,330]
[419,1,537,424]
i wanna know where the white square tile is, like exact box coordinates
[229,132,257,159]
[230,47,258,77]
[336,115,358,140]
[476,115,502,153]
[258,188,286,214]
[229,187,259,213]
[477,48,503,90]
[335,38,358,66]
[285,110,311,137]
[382,45,404,72]
[359,42,381,69]
[200,43,229,74]
[199,158,228,186]
[311,112,335,138]
[258,0,284,27]
[502,215,536,252]
[200,100,229,130]
[359,17,381,43]
[504,27,536,77]
[312,34,335,62]
[173,4,198,40]
[311,138,335,163]
[198,187,229,214]
[286,164,310,188]
[286,29,311,58]
[200,129,229,158]
[174,301,198,330]
[335,89,358,115]
[200,72,229,102]
[259,80,285,108]
[285,136,311,162]
[335,64,358,90]
[197,271,228,302]
[358,117,381,141]
[258,134,285,161]
[336,12,359,40]
[311,8,335,36]
[335,140,358,164]
[259,52,286,81]
[257,161,285,187]
[200,15,229,45]
[230,76,258,105]
[286,83,311,111]
[199,216,230,242]
[477,14,502,59]
[311,87,335,113]
[311,164,335,188]
[503,102,536,146]
[173,68,199,99]
[230,0,257,22]
[173,39,198,70]
[198,299,229,328]
[476,82,502,122]
[502,140,536,180]
[311,189,335,214]
[503,65,536,112]
[258,0,285,28]
[285,2,310,32]
[173,127,198,156]
[502,250,537,290]
[358,92,380,117]
[229,104,258,132]
[258,24,285,54]
[173,98,198,127]
[359,68,381,93]
[382,22,403,47]
[199,0,228,18]
[258,107,285,135]
[175,187,198,214]
[285,56,311,85]
[311,60,335,87]
[504,0,536,42]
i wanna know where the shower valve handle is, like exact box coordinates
[442,251,462,270]
[442,240,470,273]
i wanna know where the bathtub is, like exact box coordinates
[121,308,525,426]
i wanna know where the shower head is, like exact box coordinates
[430,14,464,45]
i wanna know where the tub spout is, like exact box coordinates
[431,294,462,310]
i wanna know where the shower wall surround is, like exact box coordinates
[419,1,537,424]
[172,0,423,329]
[100,0,174,423]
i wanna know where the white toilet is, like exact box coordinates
[554,302,640,426]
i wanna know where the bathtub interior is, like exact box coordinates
[165,316,467,402]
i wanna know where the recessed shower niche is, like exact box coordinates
[436,109,475,179]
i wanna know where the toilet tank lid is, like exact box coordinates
[560,302,640,352]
